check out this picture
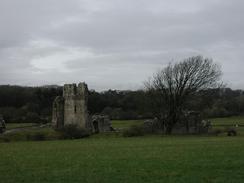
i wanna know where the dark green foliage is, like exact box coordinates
[25,112,42,123]
[59,124,90,139]
[209,128,223,136]
[122,125,144,137]
[0,85,62,123]
[209,128,238,136]
[226,128,237,136]
[1,137,10,143]
[26,132,46,141]
[1,85,244,124]
[0,128,62,142]
[89,89,152,119]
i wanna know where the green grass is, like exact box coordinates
[112,116,244,135]
[5,116,244,131]
[1,136,244,183]
[6,123,36,130]
[1,117,244,182]
[112,116,244,129]
[112,119,144,129]
[210,116,244,135]
[211,116,244,126]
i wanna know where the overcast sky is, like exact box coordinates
[0,0,243,91]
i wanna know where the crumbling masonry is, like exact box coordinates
[52,82,111,133]
[52,83,91,130]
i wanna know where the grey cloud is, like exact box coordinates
[0,0,244,90]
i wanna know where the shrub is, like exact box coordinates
[0,128,65,142]
[26,112,42,123]
[123,125,144,137]
[26,132,46,141]
[226,128,237,136]
[1,137,10,143]
[59,124,90,139]
[209,128,223,136]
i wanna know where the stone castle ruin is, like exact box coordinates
[92,115,112,133]
[143,111,211,134]
[52,83,111,133]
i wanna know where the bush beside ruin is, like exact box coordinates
[122,125,144,137]
[208,128,238,136]
[58,124,91,139]
[0,128,61,142]
[226,128,237,136]
[26,132,46,141]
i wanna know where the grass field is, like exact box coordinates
[211,116,244,126]
[0,136,244,183]
[1,116,244,183]
[111,119,144,129]
[6,116,244,130]
[111,116,244,129]
[5,123,36,130]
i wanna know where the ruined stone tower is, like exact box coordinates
[52,82,91,130]
[52,96,64,129]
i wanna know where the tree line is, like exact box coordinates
[0,85,243,123]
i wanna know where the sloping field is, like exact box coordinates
[0,136,244,183]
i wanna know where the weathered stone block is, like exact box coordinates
[52,82,112,133]
[52,96,64,129]
[52,82,91,130]
[92,115,111,133]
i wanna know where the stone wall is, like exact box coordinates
[52,82,113,133]
[92,115,111,133]
[143,112,211,134]
[52,96,64,129]
[52,82,91,130]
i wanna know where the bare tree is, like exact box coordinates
[145,56,222,134]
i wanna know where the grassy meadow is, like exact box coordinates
[111,117,244,135]
[1,116,244,183]
[5,123,36,130]
[211,116,244,126]
[1,136,244,183]
[5,116,244,130]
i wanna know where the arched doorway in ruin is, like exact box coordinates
[93,120,99,133]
